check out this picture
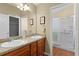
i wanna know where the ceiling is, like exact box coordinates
[33,3,40,6]
[8,3,40,7]
[8,3,60,10]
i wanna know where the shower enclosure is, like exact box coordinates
[52,16,75,56]
[50,4,75,56]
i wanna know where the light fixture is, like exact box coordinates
[16,3,30,11]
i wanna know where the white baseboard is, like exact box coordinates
[44,52,51,56]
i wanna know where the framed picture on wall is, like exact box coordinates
[40,16,45,24]
[30,18,33,25]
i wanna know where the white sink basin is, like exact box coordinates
[1,40,25,48]
[30,35,43,39]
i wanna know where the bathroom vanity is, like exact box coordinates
[0,35,45,56]
[5,38,45,56]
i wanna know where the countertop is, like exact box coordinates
[0,34,45,56]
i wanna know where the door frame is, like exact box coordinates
[74,3,79,56]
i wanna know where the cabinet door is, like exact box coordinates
[18,45,30,56]
[38,38,45,56]
[4,45,30,56]
[31,42,37,56]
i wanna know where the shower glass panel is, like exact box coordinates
[52,18,60,44]
[52,16,74,52]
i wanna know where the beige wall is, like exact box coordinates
[53,4,74,17]
[0,3,20,16]
[36,3,59,54]
[37,3,58,35]
[27,4,37,34]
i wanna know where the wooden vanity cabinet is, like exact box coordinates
[37,38,45,56]
[30,38,45,56]
[4,37,45,56]
[4,45,30,56]
[30,42,37,56]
